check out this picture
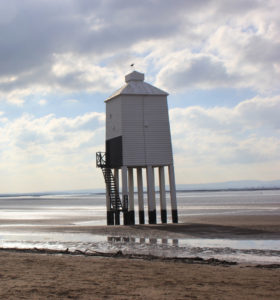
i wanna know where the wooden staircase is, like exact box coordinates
[96,152,126,213]
[101,167,122,211]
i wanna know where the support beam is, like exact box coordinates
[159,166,167,223]
[128,168,135,225]
[114,168,119,192]
[146,166,156,224]
[168,164,178,223]
[106,190,114,225]
[114,211,120,225]
[137,168,145,224]
[122,166,129,225]
[114,168,120,225]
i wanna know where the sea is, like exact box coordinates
[0,189,279,264]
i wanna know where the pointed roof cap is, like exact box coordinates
[106,71,168,101]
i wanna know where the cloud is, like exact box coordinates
[170,95,280,167]
[38,99,47,106]
[155,52,240,91]
[153,1,280,93]
[51,53,123,93]
[64,99,79,104]
[236,96,280,129]
[0,1,279,191]
[0,111,105,163]
[204,25,280,92]
[0,110,106,192]
[0,0,198,99]
[169,95,280,183]
[0,0,279,104]
[0,95,279,191]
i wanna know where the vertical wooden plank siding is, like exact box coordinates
[143,96,173,166]
[122,96,145,166]
[122,95,173,167]
[106,97,122,141]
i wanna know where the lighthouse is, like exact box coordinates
[96,70,178,225]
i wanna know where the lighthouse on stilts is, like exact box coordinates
[96,70,178,225]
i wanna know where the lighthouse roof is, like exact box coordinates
[106,71,168,101]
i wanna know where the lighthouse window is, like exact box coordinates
[109,113,112,119]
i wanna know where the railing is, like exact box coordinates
[96,152,106,168]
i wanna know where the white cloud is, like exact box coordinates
[0,111,105,192]
[51,53,124,93]
[170,95,280,183]
[38,99,47,106]
[0,95,279,192]
[0,0,279,191]
[152,1,280,93]
[236,96,280,129]
[0,88,44,106]
[0,76,17,83]
[155,52,240,92]
[65,99,79,104]
[0,0,279,103]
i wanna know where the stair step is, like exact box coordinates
[100,165,123,211]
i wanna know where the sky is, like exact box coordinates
[0,0,279,193]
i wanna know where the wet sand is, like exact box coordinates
[1,215,280,299]
[1,214,280,239]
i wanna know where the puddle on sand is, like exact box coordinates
[0,231,279,264]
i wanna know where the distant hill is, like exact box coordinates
[176,180,280,191]
[1,180,280,197]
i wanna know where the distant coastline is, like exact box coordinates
[1,186,280,198]
[177,187,280,193]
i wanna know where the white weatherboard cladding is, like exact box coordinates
[143,96,173,165]
[106,97,122,140]
[122,95,173,166]
[122,96,146,165]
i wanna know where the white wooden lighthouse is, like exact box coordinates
[96,70,178,225]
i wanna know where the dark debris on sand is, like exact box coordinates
[0,247,237,266]
[2,247,280,268]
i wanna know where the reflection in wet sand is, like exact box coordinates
[107,236,178,246]
[0,229,280,264]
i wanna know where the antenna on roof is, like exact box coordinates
[130,63,135,71]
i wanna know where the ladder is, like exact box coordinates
[96,152,126,212]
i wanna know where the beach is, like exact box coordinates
[0,250,279,300]
[0,190,280,298]
[0,214,280,299]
